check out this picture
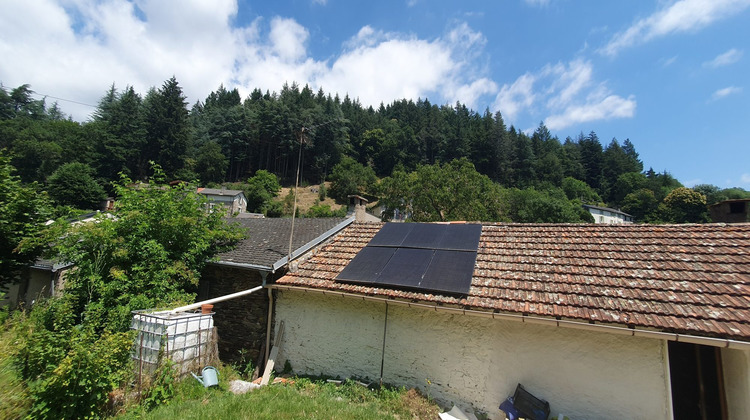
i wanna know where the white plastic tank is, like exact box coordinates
[131,308,217,376]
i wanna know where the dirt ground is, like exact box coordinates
[278,182,345,213]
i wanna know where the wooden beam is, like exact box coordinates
[260,321,284,386]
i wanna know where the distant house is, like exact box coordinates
[582,204,634,223]
[1,258,70,308]
[710,198,750,223]
[2,213,106,308]
[197,188,247,214]
[267,222,750,419]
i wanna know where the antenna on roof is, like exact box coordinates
[287,127,306,269]
[287,118,346,269]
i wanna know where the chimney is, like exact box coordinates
[347,195,369,222]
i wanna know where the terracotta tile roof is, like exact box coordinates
[216,217,351,269]
[275,222,750,341]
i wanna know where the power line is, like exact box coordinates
[29,92,97,108]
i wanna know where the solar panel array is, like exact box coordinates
[335,223,481,295]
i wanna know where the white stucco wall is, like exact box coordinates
[722,348,750,420]
[275,290,672,419]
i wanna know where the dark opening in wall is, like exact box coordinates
[668,341,727,420]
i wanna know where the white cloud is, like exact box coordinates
[710,86,742,100]
[268,17,309,61]
[545,92,636,130]
[600,0,750,57]
[741,173,750,185]
[543,59,593,109]
[0,0,634,131]
[0,1,497,120]
[492,59,635,130]
[493,73,537,123]
[703,48,743,68]
[661,55,678,67]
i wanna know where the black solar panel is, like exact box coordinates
[438,223,482,251]
[419,250,477,295]
[400,223,446,249]
[377,248,433,287]
[368,223,413,247]
[336,247,395,283]
[335,222,481,296]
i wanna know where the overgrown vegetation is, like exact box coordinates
[7,164,244,419]
[0,149,51,293]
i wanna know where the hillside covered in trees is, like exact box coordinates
[1,78,748,223]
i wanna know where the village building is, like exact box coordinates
[582,204,634,224]
[197,187,248,214]
[710,198,750,224]
[262,221,750,419]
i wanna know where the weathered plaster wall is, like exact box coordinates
[199,265,269,364]
[722,348,750,420]
[1,268,54,308]
[276,290,672,420]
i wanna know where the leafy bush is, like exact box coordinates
[46,162,106,210]
[305,204,346,218]
[318,183,327,201]
[14,163,243,418]
[26,331,133,420]
[142,361,177,411]
[245,170,281,213]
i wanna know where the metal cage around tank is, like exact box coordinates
[131,309,218,379]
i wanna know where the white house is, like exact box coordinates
[268,222,750,420]
[197,188,247,214]
[582,204,634,224]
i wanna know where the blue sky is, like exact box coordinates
[1,0,748,188]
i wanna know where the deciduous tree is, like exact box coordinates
[0,150,50,291]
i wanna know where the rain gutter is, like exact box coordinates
[268,284,750,351]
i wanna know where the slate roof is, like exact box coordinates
[216,217,352,270]
[275,222,750,341]
[198,188,245,196]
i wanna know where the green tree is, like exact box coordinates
[561,177,602,203]
[328,156,377,201]
[0,150,51,292]
[142,77,191,179]
[16,164,244,417]
[660,187,709,223]
[378,159,505,222]
[500,187,592,223]
[693,184,750,205]
[610,172,648,207]
[621,188,659,222]
[245,169,281,213]
[578,131,603,191]
[46,162,106,210]
[195,142,228,185]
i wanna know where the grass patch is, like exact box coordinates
[118,377,439,420]
[0,311,32,420]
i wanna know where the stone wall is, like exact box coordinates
[199,264,270,365]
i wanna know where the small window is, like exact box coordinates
[729,202,745,214]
